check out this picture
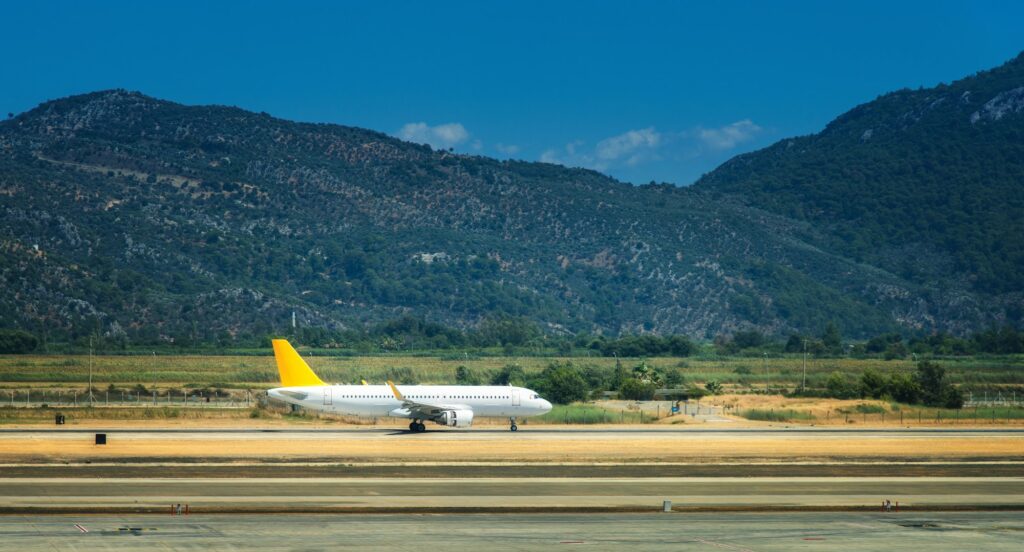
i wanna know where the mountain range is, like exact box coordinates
[1,52,1022,343]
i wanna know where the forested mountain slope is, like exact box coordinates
[1,53,1020,344]
[694,52,1024,329]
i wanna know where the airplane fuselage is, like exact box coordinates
[268,384,551,419]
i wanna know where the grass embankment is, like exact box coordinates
[0,403,655,426]
[739,409,816,422]
[532,404,654,424]
[3,353,1023,391]
[0,406,253,424]
[716,394,1024,425]
[2,353,1023,427]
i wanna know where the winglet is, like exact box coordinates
[271,339,326,387]
[387,380,405,401]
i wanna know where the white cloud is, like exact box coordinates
[697,119,762,150]
[542,130,661,171]
[540,148,562,164]
[539,120,765,181]
[397,121,470,149]
[595,128,661,164]
[495,143,521,157]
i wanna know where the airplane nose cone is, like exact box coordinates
[541,399,552,413]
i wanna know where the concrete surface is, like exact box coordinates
[3,427,1022,465]
[2,476,1022,511]
[1,512,1022,551]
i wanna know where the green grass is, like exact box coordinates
[1,353,1023,394]
[739,408,816,422]
[0,405,252,424]
[959,407,1024,419]
[533,403,652,424]
[851,403,888,414]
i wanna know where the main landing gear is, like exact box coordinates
[509,417,518,432]
[409,420,426,432]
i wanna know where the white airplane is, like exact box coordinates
[266,339,552,432]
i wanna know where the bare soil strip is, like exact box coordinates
[3,432,1021,463]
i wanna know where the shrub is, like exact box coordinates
[740,409,814,422]
[455,365,481,385]
[887,372,920,403]
[619,378,656,400]
[0,330,39,354]
[859,368,888,399]
[825,371,858,399]
[535,362,588,404]
[490,364,526,386]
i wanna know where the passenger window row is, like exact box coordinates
[335,395,509,399]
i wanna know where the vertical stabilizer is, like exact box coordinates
[271,339,326,387]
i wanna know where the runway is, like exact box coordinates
[3,427,1023,464]
[2,476,1022,511]
[3,426,1022,514]
[3,427,1023,434]
[2,512,1023,551]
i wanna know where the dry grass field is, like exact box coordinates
[2,427,1022,464]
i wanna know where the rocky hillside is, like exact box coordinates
[694,52,1024,333]
[1,53,1021,343]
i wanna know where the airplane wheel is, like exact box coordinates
[409,421,418,432]
[417,422,426,432]
[510,424,518,432]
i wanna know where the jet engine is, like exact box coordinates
[436,409,474,428]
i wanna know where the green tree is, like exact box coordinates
[490,364,526,386]
[610,357,630,390]
[455,365,481,385]
[941,385,965,409]
[867,333,902,354]
[886,372,920,404]
[859,368,887,399]
[883,341,908,360]
[825,371,857,399]
[535,362,588,404]
[632,361,662,385]
[476,316,539,347]
[784,334,804,353]
[665,335,696,356]
[821,321,842,353]
[619,378,656,400]
[0,330,39,354]
[915,360,959,408]
[732,330,764,350]
[661,367,685,387]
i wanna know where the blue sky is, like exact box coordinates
[2,1,1022,184]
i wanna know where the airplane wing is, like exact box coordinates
[386,380,466,419]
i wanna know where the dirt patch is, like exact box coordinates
[3,431,1022,464]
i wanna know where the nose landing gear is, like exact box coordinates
[509,417,518,432]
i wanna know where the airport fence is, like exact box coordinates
[744,406,1024,425]
[0,388,255,409]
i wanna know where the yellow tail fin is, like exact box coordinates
[271,339,326,387]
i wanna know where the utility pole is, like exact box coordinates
[88,336,95,405]
[763,352,769,394]
[802,339,808,391]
